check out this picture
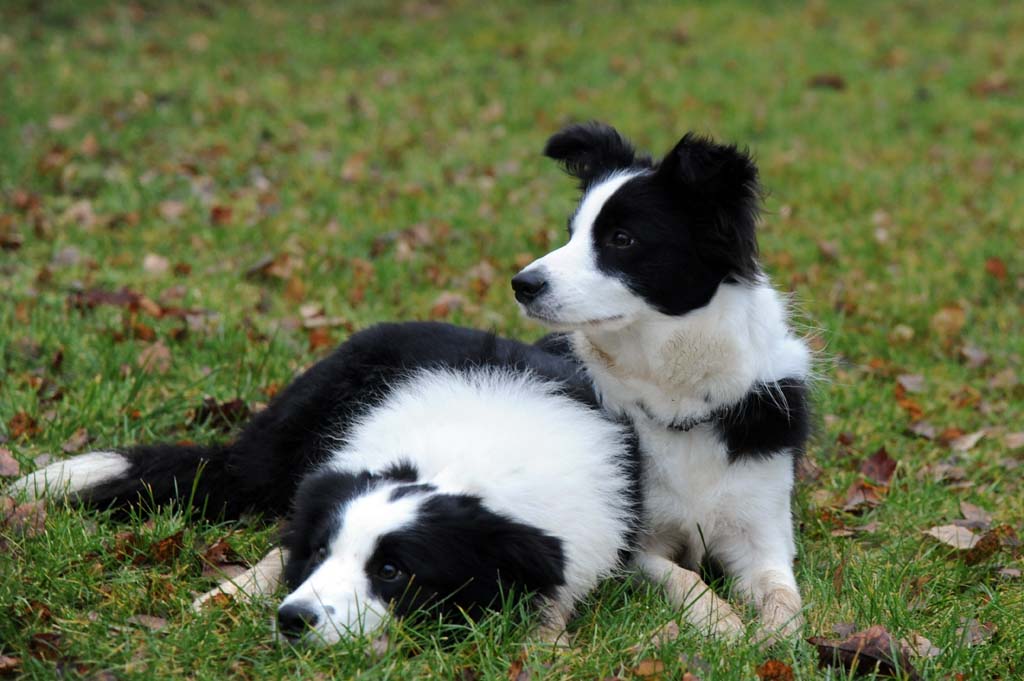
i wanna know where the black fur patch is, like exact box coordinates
[389,483,437,501]
[544,121,652,190]
[366,493,566,622]
[589,133,761,315]
[281,469,381,589]
[714,378,810,463]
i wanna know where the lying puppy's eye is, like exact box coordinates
[609,231,635,248]
[312,546,328,564]
[376,562,403,581]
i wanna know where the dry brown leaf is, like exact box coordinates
[127,614,168,631]
[859,448,897,485]
[956,618,996,646]
[959,501,992,529]
[1005,432,1024,450]
[191,398,250,433]
[808,73,846,90]
[930,306,966,339]
[988,368,1018,390]
[632,659,665,679]
[924,525,979,550]
[137,530,184,566]
[308,327,333,352]
[755,660,794,681]
[137,341,172,374]
[143,253,170,275]
[158,200,187,221]
[3,500,46,536]
[997,567,1021,579]
[808,624,919,680]
[430,292,465,319]
[506,654,530,681]
[210,205,232,225]
[902,633,941,659]
[8,412,41,439]
[61,427,91,454]
[959,344,990,368]
[907,421,937,440]
[0,447,20,477]
[949,430,985,452]
[896,374,926,394]
[0,655,21,675]
[842,480,886,513]
[984,257,1008,281]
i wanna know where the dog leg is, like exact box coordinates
[192,546,288,612]
[636,551,744,638]
[530,591,574,648]
[715,527,803,641]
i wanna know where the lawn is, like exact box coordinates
[1,0,1022,678]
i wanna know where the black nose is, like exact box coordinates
[277,603,319,638]
[511,270,548,304]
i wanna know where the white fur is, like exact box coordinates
[279,486,422,643]
[327,368,637,608]
[519,171,649,328]
[8,451,129,500]
[519,172,811,637]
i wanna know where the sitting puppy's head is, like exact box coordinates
[512,122,763,329]
[277,464,565,644]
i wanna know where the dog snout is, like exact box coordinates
[277,602,320,639]
[511,270,548,304]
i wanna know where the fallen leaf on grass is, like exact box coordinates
[930,306,966,340]
[956,618,996,646]
[965,525,1019,565]
[808,625,919,680]
[959,501,992,529]
[506,654,530,681]
[127,614,168,631]
[959,344,990,368]
[997,567,1021,579]
[134,530,184,566]
[0,655,21,675]
[158,200,187,221]
[901,633,941,659]
[2,500,46,537]
[308,327,333,352]
[430,292,466,319]
[896,374,925,393]
[1005,432,1024,450]
[143,253,170,275]
[61,427,91,454]
[28,632,62,661]
[949,430,985,452]
[632,659,665,679]
[984,257,1008,281]
[0,447,20,477]
[191,398,250,433]
[907,421,937,440]
[200,536,249,579]
[755,659,794,681]
[137,341,172,374]
[842,480,886,513]
[988,368,1018,390]
[859,448,897,485]
[924,525,979,550]
[808,73,846,90]
[8,412,41,439]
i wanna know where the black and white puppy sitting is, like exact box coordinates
[512,123,812,639]
[10,322,641,645]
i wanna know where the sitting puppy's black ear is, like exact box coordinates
[656,133,762,282]
[543,121,648,190]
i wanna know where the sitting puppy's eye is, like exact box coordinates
[376,562,403,581]
[609,231,635,248]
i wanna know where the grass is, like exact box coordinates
[1,0,1021,678]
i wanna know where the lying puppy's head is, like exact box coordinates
[277,463,565,644]
[512,122,762,329]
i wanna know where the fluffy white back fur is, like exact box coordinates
[327,368,637,602]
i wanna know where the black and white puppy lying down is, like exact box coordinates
[513,123,813,639]
[10,322,642,645]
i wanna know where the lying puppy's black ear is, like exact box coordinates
[656,133,762,282]
[543,121,647,189]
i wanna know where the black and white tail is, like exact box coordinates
[8,442,252,520]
